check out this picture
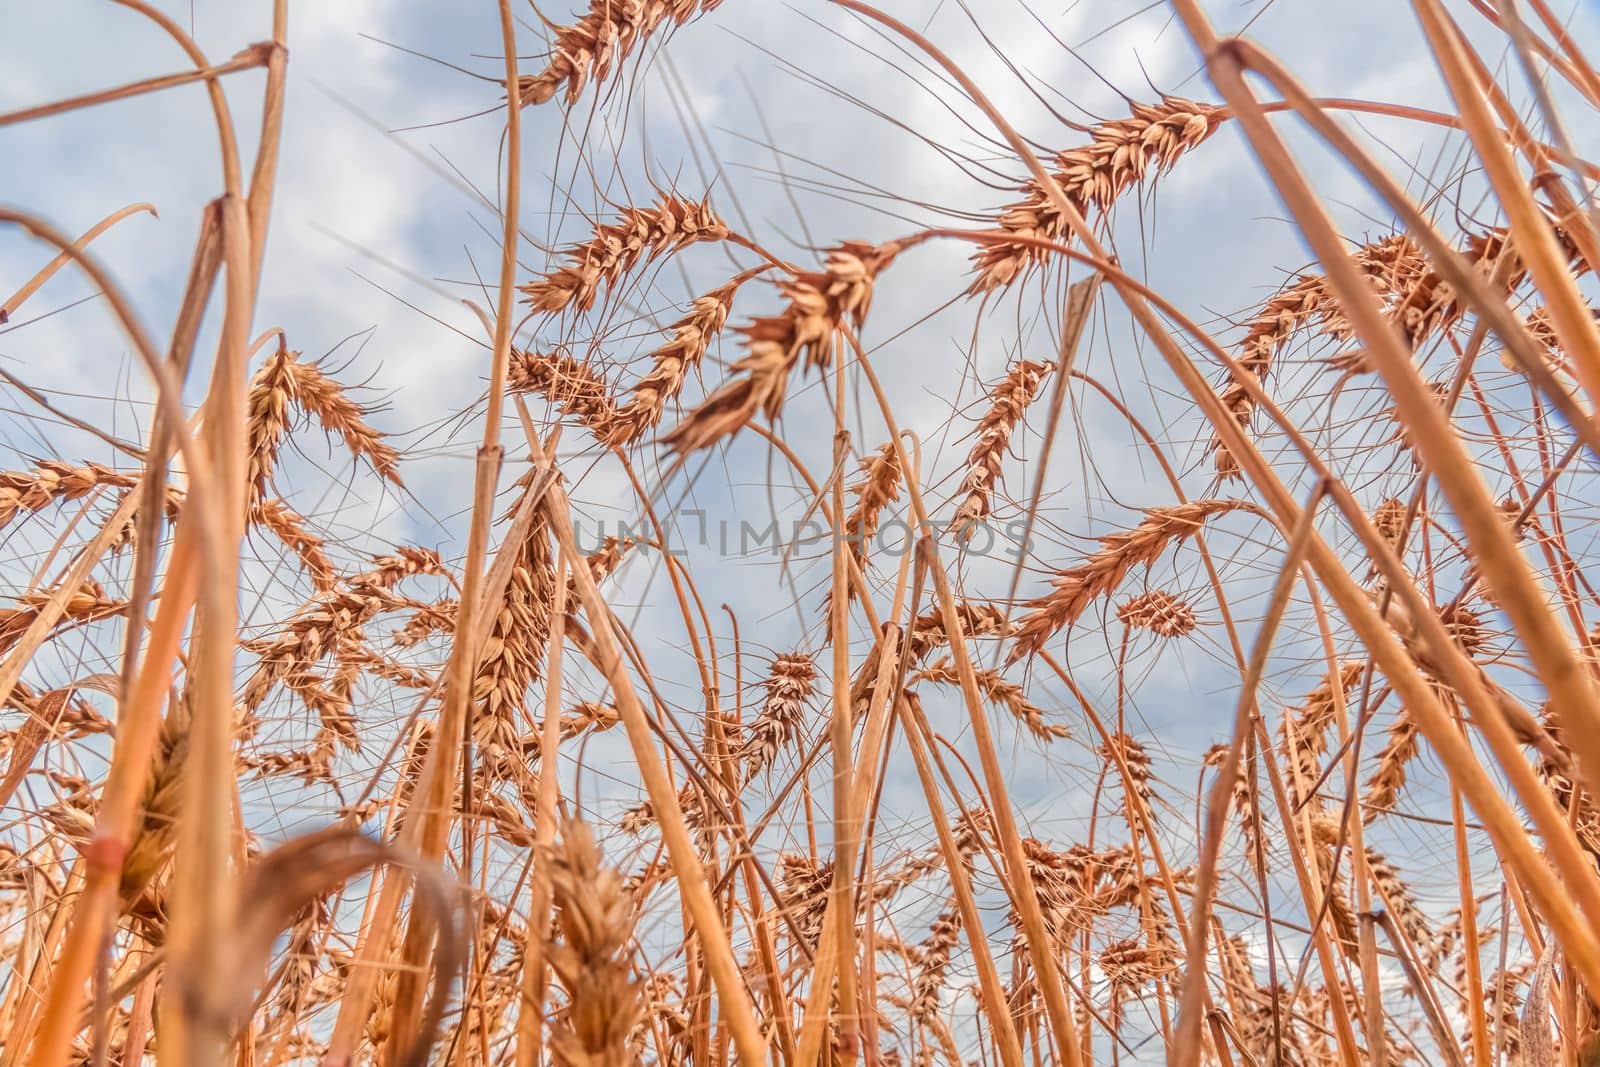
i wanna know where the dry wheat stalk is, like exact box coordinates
[970,98,1223,292]
[1010,499,1248,659]
[521,195,729,315]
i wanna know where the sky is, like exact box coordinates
[4,0,1600,1053]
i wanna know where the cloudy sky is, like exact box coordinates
[5,1,1599,1015]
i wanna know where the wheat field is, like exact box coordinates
[2,0,1600,1064]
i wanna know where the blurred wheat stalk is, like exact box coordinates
[1,0,1599,1064]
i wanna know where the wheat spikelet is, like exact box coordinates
[618,780,703,836]
[471,507,555,755]
[241,748,334,785]
[246,346,401,495]
[777,852,834,951]
[1115,589,1198,638]
[0,580,124,657]
[239,577,410,752]
[819,442,906,624]
[1208,233,1424,477]
[1438,601,1489,657]
[1279,662,1364,809]
[909,905,959,1022]
[912,657,1068,742]
[950,359,1051,533]
[355,546,446,588]
[508,348,622,445]
[1010,499,1247,661]
[906,599,1011,662]
[252,497,335,591]
[1101,732,1154,820]
[1476,965,1532,1060]
[1364,701,1422,820]
[664,240,905,454]
[521,195,729,315]
[1371,497,1407,547]
[515,0,724,107]
[0,461,141,530]
[1212,224,1555,475]
[970,98,1223,292]
[740,652,817,778]
[542,818,644,1064]
[5,681,110,738]
[1100,936,1176,1010]
[1307,828,1361,959]
[612,276,742,443]
[843,442,904,566]
[1209,743,1265,861]
[1364,847,1431,952]
[521,702,621,760]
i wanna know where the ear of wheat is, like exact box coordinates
[664,240,905,453]
[1009,499,1247,660]
[516,0,725,107]
[521,195,729,315]
[951,358,1051,534]
[970,98,1223,292]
